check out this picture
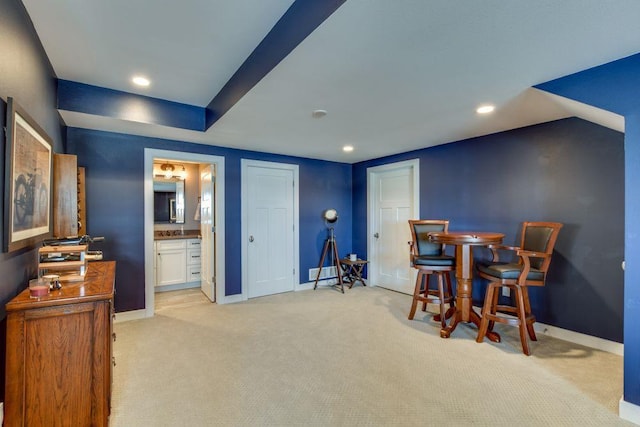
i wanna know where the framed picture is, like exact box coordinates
[3,97,53,252]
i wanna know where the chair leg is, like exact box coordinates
[408,271,424,320]
[436,273,447,329]
[514,285,531,356]
[476,283,496,344]
[421,273,430,312]
[521,287,537,341]
[487,284,500,332]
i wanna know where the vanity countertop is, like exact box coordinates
[154,230,201,240]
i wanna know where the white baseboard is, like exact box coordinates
[619,397,640,425]
[220,293,244,304]
[533,321,623,356]
[297,279,340,291]
[465,303,623,356]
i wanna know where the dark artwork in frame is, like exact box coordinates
[3,97,53,252]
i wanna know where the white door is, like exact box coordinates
[368,160,419,294]
[200,164,216,302]
[243,161,297,299]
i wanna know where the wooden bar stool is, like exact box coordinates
[476,222,563,355]
[407,220,456,328]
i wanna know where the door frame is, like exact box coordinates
[240,159,299,300]
[366,159,420,287]
[144,148,226,317]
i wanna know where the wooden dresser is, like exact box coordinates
[4,261,116,426]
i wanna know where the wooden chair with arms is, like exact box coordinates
[407,220,456,328]
[475,221,563,355]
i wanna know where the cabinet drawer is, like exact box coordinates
[188,265,201,282]
[187,238,201,249]
[187,248,201,265]
[156,239,186,250]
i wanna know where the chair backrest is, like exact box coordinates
[520,221,563,271]
[408,220,449,256]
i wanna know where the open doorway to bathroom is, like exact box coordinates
[144,149,226,317]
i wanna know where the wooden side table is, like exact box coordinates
[340,258,369,288]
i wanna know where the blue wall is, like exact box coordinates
[536,52,640,407]
[0,0,66,402]
[66,128,352,312]
[535,53,640,116]
[353,118,624,342]
[624,114,640,404]
[0,0,65,313]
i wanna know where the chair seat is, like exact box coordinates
[414,255,455,267]
[477,261,544,281]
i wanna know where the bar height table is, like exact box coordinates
[428,231,504,341]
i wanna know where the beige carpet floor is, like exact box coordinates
[111,286,630,426]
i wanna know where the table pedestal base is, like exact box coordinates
[440,308,501,342]
[426,231,505,343]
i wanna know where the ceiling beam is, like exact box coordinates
[205,0,346,129]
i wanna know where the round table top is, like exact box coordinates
[428,231,504,245]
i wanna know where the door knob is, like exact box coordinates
[374,233,379,239]
[249,235,254,242]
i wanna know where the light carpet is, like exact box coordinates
[110,286,630,426]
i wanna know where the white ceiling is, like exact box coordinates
[22,0,639,163]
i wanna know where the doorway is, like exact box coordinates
[144,149,226,317]
[241,160,299,299]
[367,159,419,294]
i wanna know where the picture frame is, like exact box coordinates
[3,97,53,252]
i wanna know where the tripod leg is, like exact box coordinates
[314,239,331,290]
[331,239,344,293]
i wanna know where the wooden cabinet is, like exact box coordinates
[4,261,116,427]
[52,154,78,238]
[77,166,86,235]
[53,154,86,238]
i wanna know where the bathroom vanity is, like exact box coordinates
[154,233,201,290]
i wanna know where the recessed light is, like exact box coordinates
[476,104,495,114]
[343,145,354,152]
[132,76,150,87]
[312,109,327,119]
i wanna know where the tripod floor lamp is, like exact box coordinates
[313,208,345,293]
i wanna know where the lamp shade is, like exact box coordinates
[323,208,338,224]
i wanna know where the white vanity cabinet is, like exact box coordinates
[155,239,187,287]
[155,237,202,289]
[186,238,202,283]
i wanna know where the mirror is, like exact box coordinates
[153,179,185,223]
